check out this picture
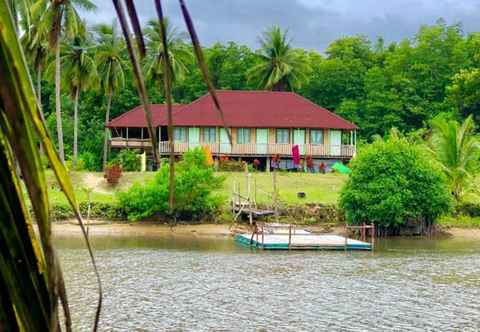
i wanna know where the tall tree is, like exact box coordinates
[429,115,480,203]
[248,26,308,91]
[61,25,97,167]
[144,18,191,88]
[36,0,96,163]
[94,22,126,169]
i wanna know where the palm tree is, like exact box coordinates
[430,115,480,202]
[143,18,191,86]
[21,21,49,120]
[35,0,96,164]
[248,26,308,91]
[94,22,126,169]
[61,25,97,168]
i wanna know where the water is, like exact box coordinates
[56,234,480,331]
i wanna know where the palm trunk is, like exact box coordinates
[55,40,65,163]
[73,87,80,169]
[103,91,113,170]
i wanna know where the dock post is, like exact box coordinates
[262,224,264,248]
[344,223,348,252]
[371,223,375,251]
[288,224,292,250]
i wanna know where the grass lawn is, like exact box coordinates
[45,170,347,207]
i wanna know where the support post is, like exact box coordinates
[288,224,292,249]
[371,223,375,251]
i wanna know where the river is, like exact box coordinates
[56,233,480,331]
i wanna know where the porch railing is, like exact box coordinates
[156,141,356,157]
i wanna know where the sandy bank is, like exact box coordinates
[52,221,236,237]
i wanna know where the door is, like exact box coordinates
[329,129,342,156]
[188,127,200,149]
[220,128,231,154]
[293,129,306,154]
[256,128,268,154]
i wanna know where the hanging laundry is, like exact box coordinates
[292,145,300,166]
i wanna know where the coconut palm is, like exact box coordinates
[248,26,308,91]
[94,22,127,169]
[61,25,97,167]
[21,20,49,120]
[144,18,191,86]
[430,115,480,202]
[35,0,96,164]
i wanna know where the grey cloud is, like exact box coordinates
[81,0,480,51]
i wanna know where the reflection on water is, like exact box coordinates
[56,234,480,331]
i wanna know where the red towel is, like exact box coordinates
[292,145,300,165]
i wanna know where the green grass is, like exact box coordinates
[221,171,346,205]
[44,170,347,207]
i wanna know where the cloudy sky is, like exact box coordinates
[82,0,480,51]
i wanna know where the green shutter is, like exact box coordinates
[188,127,200,149]
[220,128,231,153]
[256,129,268,154]
[293,129,305,154]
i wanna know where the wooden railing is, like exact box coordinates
[158,141,357,157]
[110,140,357,157]
[110,138,152,148]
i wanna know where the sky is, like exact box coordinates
[81,0,480,51]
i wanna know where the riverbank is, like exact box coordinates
[51,221,480,240]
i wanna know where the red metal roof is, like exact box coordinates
[107,91,358,130]
[107,104,185,128]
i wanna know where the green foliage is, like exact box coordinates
[113,149,141,172]
[340,136,452,227]
[429,115,480,202]
[248,26,309,91]
[118,148,224,221]
[79,151,101,171]
[455,202,480,217]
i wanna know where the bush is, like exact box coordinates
[218,157,245,171]
[339,136,452,228]
[456,202,480,217]
[113,149,141,171]
[80,151,101,171]
[117,148,224,221]
[50,201,125,220]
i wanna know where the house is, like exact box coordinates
[107,90,358,170]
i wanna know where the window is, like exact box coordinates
[310,129,324,144]
[276,129,290,144]
[203,127,216,143]
[237,128,251,144]
[173,127,187,142]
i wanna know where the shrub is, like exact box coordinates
[80,151,101,171]
[113,149,141,171]
[339,136,452,228]
[218,157,245,171]
[117,148,224,221]
[456,202,480,217]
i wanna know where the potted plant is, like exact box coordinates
[104,162,122,185]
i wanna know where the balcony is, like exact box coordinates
[158,141,356,158]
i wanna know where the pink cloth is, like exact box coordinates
[292,145,300,165]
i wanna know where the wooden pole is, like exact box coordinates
[371,223,375,251]
[288,224,292,249]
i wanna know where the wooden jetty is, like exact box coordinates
[235,224,374,251]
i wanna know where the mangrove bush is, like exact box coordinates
[340,135,452,230]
